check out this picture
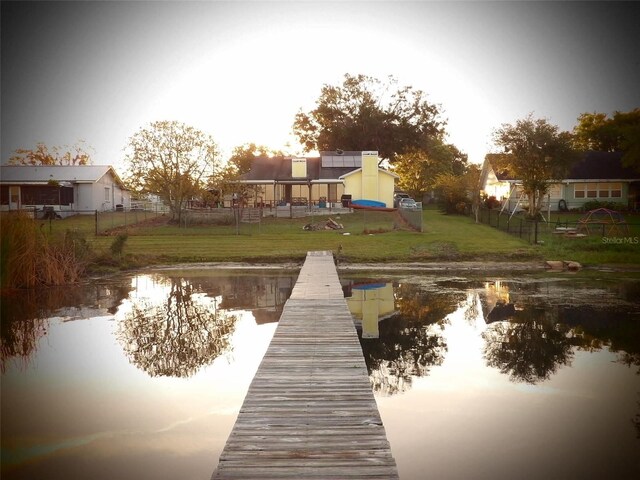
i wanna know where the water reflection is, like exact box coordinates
[116,275,238,378]
[482,313,576,384]
[351,275,640,479]
[114,272,294,378]
[1,270,296,480]
[1,284,132,372]
[344,280,462,395]
[345,275,640,392]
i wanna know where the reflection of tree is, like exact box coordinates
[359,284,460,395]
[559,306,640,374]
[482,308,577,384]
[394,283,464,324]
[117,278,237,378]
[360,320,446,395]
[1,284,131,372]
[1,314,48,373]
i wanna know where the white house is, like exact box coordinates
[479,151,640,213]
[0,165,130,215]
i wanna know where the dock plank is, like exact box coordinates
[212,251,398,479]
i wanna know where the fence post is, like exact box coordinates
[95,210,98,236]
[497,212,500,230]
[519,219,523,239]
[534,218,539,244]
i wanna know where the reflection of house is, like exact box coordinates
[480,280,515,323]
[206,275,296,324]
[0,165,130,214]
[479,151,640,212]
[238,150,398,208]
[345,282,397,338]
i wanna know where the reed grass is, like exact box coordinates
[1,212,90,288]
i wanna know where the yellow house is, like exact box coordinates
[346,282,397,339]
[238,150,397,208]
[339,151,398,208]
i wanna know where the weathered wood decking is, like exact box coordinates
[212,251,399,479]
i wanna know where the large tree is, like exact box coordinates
[293,74,444,162]
[393,139,468,200]
[9,141,92,165]
[573,108,640,171]
[493,115,577,218]
[124,121,219,222]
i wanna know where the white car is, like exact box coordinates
[399,198,419,210]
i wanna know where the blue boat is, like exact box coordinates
[350,199,396,211]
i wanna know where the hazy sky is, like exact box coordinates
[2,1,639,171]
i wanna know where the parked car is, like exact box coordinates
[399,197,419,210]
[393,192,410,207]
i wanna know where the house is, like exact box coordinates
[238,150,398,208]
[0,165,130,215]
[479,151,640,212]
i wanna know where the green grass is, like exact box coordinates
[24,207,640,268]
[84,208,537,265]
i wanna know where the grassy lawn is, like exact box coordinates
[28,207,640,267]
[87,208,535,265]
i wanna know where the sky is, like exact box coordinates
[2,0,639,173]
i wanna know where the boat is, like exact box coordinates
[350,199,397,212]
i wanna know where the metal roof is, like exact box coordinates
[0,165,126,188]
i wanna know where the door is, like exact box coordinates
[9,186,20,210]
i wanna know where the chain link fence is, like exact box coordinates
[397,203,423,232]
[476,208,539,243]
[96,206,169,235]
[473,207,640,244]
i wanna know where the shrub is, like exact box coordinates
[483,195,501,209]
[0,212,91,288]
[110,233,128,257]
[581,200,627,212]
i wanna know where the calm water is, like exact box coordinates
[1,269,639,479]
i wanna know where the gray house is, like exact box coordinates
[479,151,640,212]
[0,165,130,215]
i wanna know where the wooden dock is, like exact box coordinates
[212,251,399,479]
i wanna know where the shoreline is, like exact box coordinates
[130,260,640,274]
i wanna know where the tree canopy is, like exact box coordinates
[493,114,577,217]
[432,164,480,215]
[227,143,284,175]
[573,108,640,171]
[293,74,445,162]
[9,141,92,165]
[393,138,468,200]
[124,121,219,222]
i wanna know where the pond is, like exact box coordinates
[1,269,639,479]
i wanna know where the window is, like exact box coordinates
[328,184,337,202]
[104,187,111,202]
[574,182,623,199]
[610,183,622,197]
